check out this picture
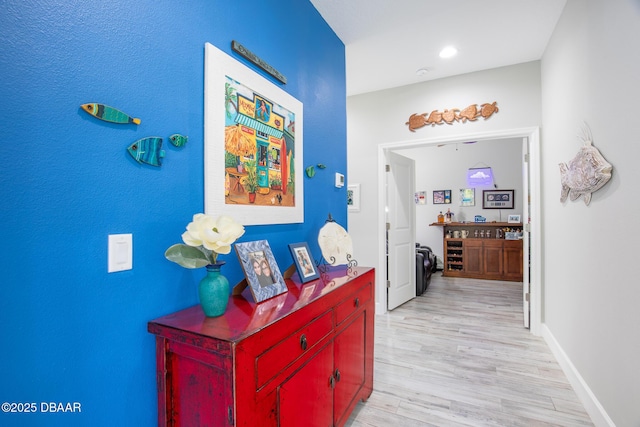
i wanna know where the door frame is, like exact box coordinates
[376,127,542,336]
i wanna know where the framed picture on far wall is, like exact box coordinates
[288,242,319,283]
[507,214,521,223]
[235,240,288,303]
[459,188,475,206]
[433,190,451,204]
[483,189,515,209]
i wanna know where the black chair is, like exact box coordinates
[415,244,436,295]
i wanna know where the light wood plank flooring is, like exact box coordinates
[346,274,593,426]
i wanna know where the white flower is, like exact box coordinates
[166,213,245,269]
[181,213,245,257]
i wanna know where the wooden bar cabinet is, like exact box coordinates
[148,266,375,426]
[431,222,524,282]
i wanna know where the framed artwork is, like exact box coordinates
[459,188,475,206]
[415,191,426,205]
[507,214,521,223]
[433,190,451,204]
[235,240,288,303]
[483,189,515,209]
[347,184,360,212]
[204,42,304,225]
[288,242,320,283]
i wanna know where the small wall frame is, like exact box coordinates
[483,189,515,209]
[433,190,451,204]
[459,188,475,207]
[347,184,360,212]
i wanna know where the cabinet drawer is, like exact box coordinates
[256,310,333,388]
[335,282,371,326]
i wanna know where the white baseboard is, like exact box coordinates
[541,324,616,427]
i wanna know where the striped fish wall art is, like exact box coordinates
[81,103,141,125]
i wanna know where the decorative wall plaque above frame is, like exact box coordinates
[204,42,303,225]
[405,102,499,132]
[231,40,287,84]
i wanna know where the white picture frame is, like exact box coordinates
[347,184,360,212]
[507,214,521,223]
[204,42,304,225]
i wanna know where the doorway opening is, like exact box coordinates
[377,127,541,335]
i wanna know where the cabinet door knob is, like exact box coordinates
[334,368,341,382]
[300,334,308,351]
[354,297,360,308]
[329,375,336,389]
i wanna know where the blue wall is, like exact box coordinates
[0,1,345,425]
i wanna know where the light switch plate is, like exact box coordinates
[108,234,132,273]
[335,172,344,188]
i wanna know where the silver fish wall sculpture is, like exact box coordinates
[559,123,612,205]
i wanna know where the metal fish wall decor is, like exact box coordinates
[559,123,612,206]
[81,103,141,125]
[406,102,499,132]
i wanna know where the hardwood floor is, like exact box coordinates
[345,273,593,427]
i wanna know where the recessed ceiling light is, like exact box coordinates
[416,67,430,76]
[439,46,458,59]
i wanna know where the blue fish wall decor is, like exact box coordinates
[128,137,165,167]
[169,134,188,147]
[81,103,141,125]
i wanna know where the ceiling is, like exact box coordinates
[309,0,567,96]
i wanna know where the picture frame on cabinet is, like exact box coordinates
[483,189,515,209]
[507,214,521,223]
[433,190,451,204]
[235,240,288,303]
[288,242,320,283]
[204,42,304,225]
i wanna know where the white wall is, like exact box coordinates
[541,0,640,425]
[347,61,541,275]
[397,138,523,260]
[348,2,640,421]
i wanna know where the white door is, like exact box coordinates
[522,138,530,328]
[386,151,416,310]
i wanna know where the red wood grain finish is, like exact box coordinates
[148,266,375,427]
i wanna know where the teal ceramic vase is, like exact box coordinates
[198,262,229,317]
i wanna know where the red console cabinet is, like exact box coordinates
[148,267,375,426]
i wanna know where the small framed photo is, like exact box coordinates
[235,240,288,303]
[415,191,427,205]
[288,242,320,283]
[433,190,451,204]
[483,189,515,209]
[459,188,475,207]
[507,214,521,223]
[347,184,360,212]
